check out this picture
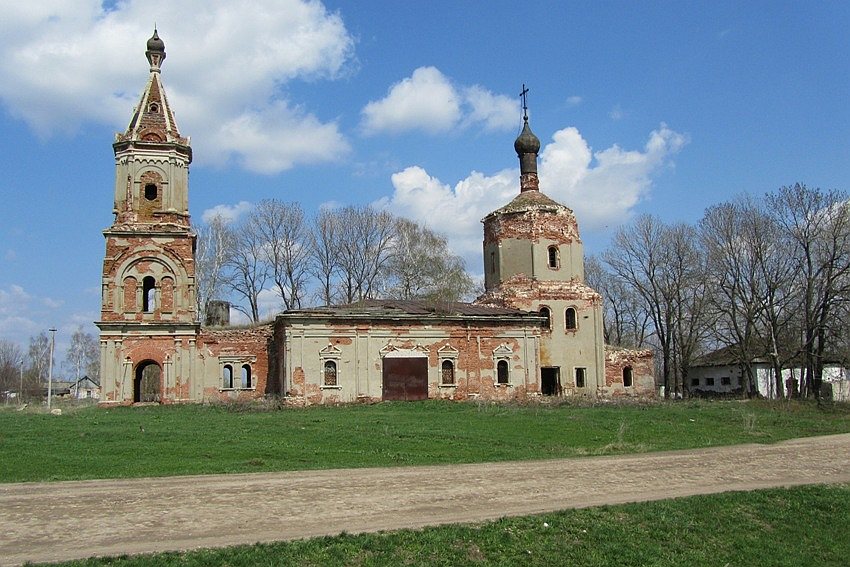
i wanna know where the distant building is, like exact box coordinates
[96,31,654,406]
[689,345,849,401]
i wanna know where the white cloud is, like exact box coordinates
[0,0,356,173]
[361,67,461,135]
[361,66,518,135]
[214,102,350,174]
[202,201,253,224]
[376,166,515,259]
[565,95,583,107]
[461,86,517,132]
[379,124,688,270]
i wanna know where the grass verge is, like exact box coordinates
[1,399,848,483]
[40,483,850,566]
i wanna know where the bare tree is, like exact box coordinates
[603,216,707,397]
[0,340,23,400]
[253,200,312,310]
[603,216,676,396]
[195,215,234,321]
[335,206,396,303]
[227,211,270,322]
[700,199,766,396]
[767,184,850,398]
[311,208,342,306]
[386,218,475,302]
[667,222,710,396]
[586,255,651,348]
[63,326,99,396]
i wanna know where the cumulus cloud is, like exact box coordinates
[0,0,356,173]
[361,66,517,135]
[202,201,253,224]
[379,124,688,270]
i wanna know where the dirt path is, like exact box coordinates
[2,433,850,566]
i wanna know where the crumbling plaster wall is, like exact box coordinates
[275,319,542,405]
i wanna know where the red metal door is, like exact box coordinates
[382,358,428,401]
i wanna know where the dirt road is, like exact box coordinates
[2,433,849,566]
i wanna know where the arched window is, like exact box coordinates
[547,245,559,269]
[539,306,552,330]
[441,360,455,385]
[497,360,509,384]
[142,276,156,312]
[565,307,577,331]
[144,183,158,201]
[222,364,233,389]
[623,366,633,388]
[241,364,252,389]
[323,360,337,386]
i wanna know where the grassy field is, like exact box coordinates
[38,483,850,566]
[1,398,848,483]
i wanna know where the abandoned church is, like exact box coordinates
[95,32,655,406]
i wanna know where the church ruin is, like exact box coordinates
[96,31,654,405]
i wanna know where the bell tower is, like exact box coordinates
[96,30,199,404]
[477,87,605,396]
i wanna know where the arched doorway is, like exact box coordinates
[134,360,162,403]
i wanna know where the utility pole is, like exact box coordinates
[47,328,57,409]
[19,359,23,405]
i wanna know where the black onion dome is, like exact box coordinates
[514,119,540,156]
[147,29,165,52]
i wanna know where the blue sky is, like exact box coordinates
[1,0,848,358]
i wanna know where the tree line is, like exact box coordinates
[195,200,476,322]
[588,184,850,399]
[0,327,99,402]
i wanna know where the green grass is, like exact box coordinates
[41,483,850,566]
[1,399,848,483]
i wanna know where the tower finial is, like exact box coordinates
[520,84,529,121]
[146,28,166,72]
[514,84,540,192]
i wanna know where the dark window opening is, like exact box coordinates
[547,246,559,269]
[691,378,700,387]
[541,367,561,396]
[323,360,337,386]
[144,183,158,201]
[223,365,233,389]
[142,276,156,312]
[706,377,715,386]
[539,307,551,330]
[575,367,586,388]
[497,360,509,384]
[623,366,633,388]
[441,360,455,385]
[148,102,159,113]
[490,252,496,274]
[721,376,731,386]
[241,364,252,389]
[565,307,577,331]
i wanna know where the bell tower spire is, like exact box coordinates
[97,30,199,404]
